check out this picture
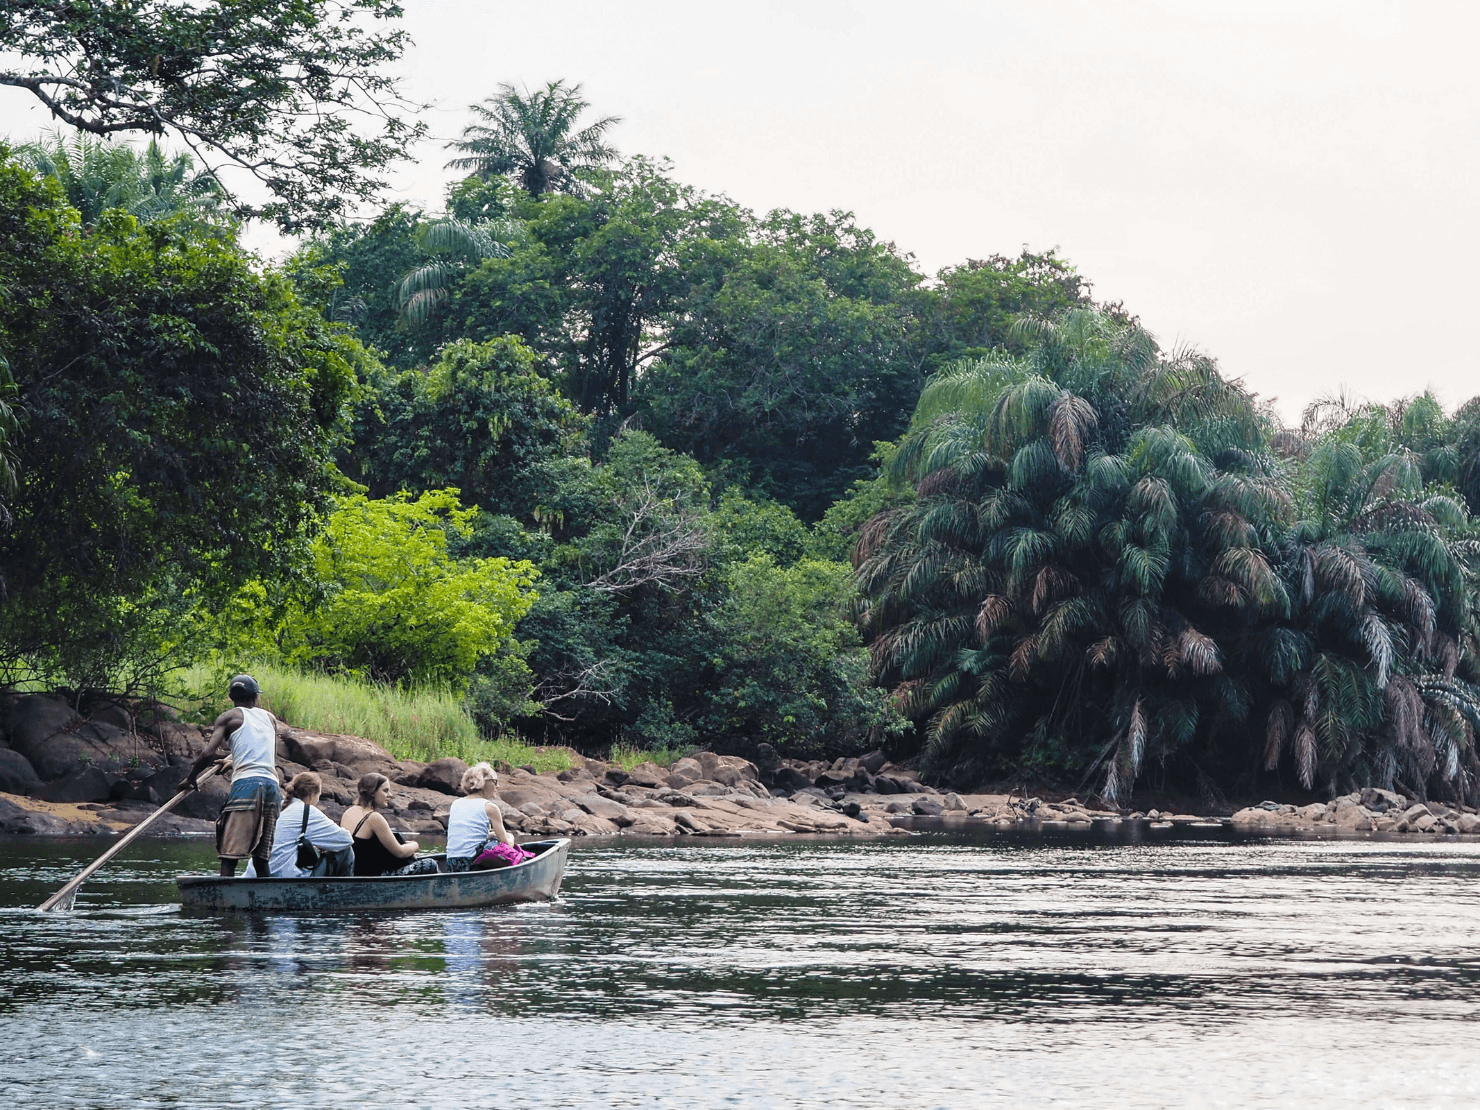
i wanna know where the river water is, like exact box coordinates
[2,826,1479,1108]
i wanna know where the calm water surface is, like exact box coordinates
[2,828,1478,1108]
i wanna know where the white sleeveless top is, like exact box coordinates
[445,795,493,859]
[229,705,278,784]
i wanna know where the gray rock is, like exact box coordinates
[416,757,469,795]
[751,743,782,773]
[769,766,812,793]
[0,748,41,795]
[5,695,76,752]
[858,748,887,775]
[1401,803,1432,823]
[576,793,636,826]
[1360,787,1407,812]
[35,767,115,803]
[912,797,946,816]
[624,762,669,789]
[8,705,146,781]
[942,792,968,812]
[173,774,231,820]
[710,757,760,788]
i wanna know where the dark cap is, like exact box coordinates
[228,674,260,699]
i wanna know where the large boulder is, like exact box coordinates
[769,766,812,794]
[624,762,669,789]
[0,748,42,795]
[575,793,636,827]
[1360,787,1407,812]
[710,756,759,788]
[173,773,231,820]
[280,731,401,779]
[415,757,469,795]
[665,758,704,788]
[5,696,75,752]
[35,767,115,803]
[6,696,166,781]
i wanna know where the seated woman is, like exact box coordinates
[443,762,515,872]
[247,772,354,878]
[341,772,439,876]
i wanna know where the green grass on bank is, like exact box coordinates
[608,742,693,770]
[178,663,572,774]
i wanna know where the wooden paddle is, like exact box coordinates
[37,759,229,912]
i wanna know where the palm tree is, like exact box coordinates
[395,215,519,328]
[859,314,1480,804]
[446,81,619,198]
[16,130,223,225]
[1261,408,1480,802]
[858,309,1288,799]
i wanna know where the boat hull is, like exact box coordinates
[175,839,570,914]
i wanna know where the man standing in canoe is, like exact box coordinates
[185,674,283,878]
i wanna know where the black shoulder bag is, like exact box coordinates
[295,803,323,870]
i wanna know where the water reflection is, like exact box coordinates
[4,832,1480,1107]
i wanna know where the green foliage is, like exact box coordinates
[222,490,539,693]
[503,431,897,757]
[860,307,1480,802]
[179,662,569,771]
[348,337,586,516]
[702,556,901,757]
[0,0,423,229]
[922,250,1097,370]
[638,209,924,518]
[609,741,691,770]
[0,153,360,690]
[15,131,224,226]
[447,80,620,198]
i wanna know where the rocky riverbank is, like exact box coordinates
[4,693,1480,841]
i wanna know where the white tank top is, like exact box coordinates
[229,705,278,783]
[445,795,493,858]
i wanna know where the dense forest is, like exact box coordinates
[0,9,1477,806]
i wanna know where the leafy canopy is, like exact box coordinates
[0,0,424,229]
[224,490,539,690]
[447,80,619,198]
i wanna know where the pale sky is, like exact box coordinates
[5,1,1477,422]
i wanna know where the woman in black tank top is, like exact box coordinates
[341,774,439,876]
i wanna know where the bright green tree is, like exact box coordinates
[226,490,538,691]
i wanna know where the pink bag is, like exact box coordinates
[471,841,534,870]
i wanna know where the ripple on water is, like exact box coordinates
[3,830,1480,1107]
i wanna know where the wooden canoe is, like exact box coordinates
[175,838,570,914]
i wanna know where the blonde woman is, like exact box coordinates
[340,773,439,876]
[443,762,514,872]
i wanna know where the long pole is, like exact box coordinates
[37,761,226,912]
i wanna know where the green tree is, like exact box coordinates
[922,250,1097,370]
[858,310,1291,793]
[223,489,539,690]
[638,209,925,518]
[1261,403,1480,800]
[0,0,423,229]
[0,152,360,688]
[447,80,619,198]
[16,131,224,226]
[348,337,587,517]
[701,555,900,756]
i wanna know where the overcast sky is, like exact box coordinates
[5,1,1476,423]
